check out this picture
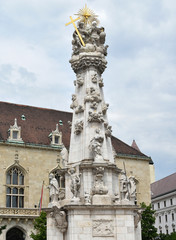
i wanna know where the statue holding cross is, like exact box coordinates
[66,5,108,57]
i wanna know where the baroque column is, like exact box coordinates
[68,13,114,165]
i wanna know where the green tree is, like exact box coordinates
[141,202,157,240]
[0,225,6,235]
[30,211,47,240]
[158,232,176,240]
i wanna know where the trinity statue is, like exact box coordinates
[45,5,142,240]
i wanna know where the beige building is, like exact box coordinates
[0,101,154,240]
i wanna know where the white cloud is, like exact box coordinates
[0,0,176,180]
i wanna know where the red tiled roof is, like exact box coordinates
[151,172,176,199]
[0,101,72,148]
[0,101,148,157]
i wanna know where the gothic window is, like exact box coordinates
[48,124,62,146]
[8,118,23,143]
[52,171,65,189]
[6,167,24,208]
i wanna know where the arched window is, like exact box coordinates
[6,227,25,240]
[6,167,24,208]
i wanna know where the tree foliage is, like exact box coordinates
[30,211,47,240]
[157,232,176,240]
[141,202,157,240]
[0,225,6,235]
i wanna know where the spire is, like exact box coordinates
[66,7,113,164]
[131,139,141,152]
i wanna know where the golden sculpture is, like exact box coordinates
[75,4,99,26]
[65,4,99,47]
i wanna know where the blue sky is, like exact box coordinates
[0,0,176,180]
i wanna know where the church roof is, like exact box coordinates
[0,101,148,158]
[131,139,141,152]
[151,172,176,199]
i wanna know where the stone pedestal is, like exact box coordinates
[92,194,111,205]
[64,205,141,240]
[45,206,67,240]
[47,214,64,240]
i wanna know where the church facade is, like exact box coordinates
[0,101,154,239]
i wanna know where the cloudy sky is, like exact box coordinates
[0,0,176,180]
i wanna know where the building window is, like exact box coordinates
[6,167,24,208]
[158,202,160,209]
[172,213,175,221]
[166,229,168,234]
[164,200,166,207]
[159,216,161,223]
[170,199,173,205]
[8,118,23,143]
[165,215,168,222]
[48,124,62,146]
[152,204,154,210]
[160,230,162,234]
[173,228,175,232]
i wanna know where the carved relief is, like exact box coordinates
[90,101,98,110]
[74,120,83,135]
[120,171,130,201]
[84,87,101,103]
[92,167,108,195]
[75,74,84,87]
[75,105,84,114]
[104,122,112,138]
[102,102,109,114]
[134,210,142,228]
[113,193,120,205]
[99,78,104,87]
[84,192,91,205]
[61,146,69,167]
[120,172,136,203]
[70,94,78,109]
[91,73,98,83]
[48,173,59,207]
[129,176,137,199]
[71,21,108,57]
[92,219,114,237]
[68,167,81,200]
[88,111,104,123]
[50,206,67,233]
[89,129,104,162]
[70,56,107,75]
[0,208,39,216]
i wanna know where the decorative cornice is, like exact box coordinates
[70,55,107,74]
[0,208,39,217]
[0,141,62,151]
